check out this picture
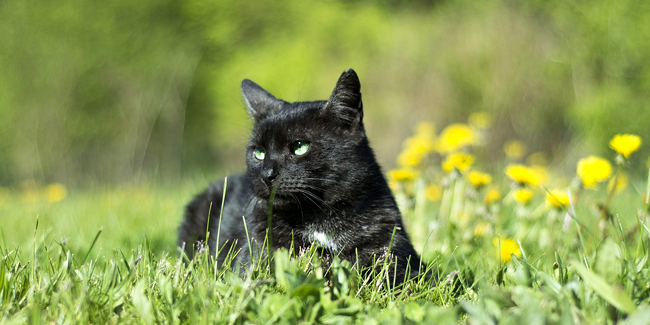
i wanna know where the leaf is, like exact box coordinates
[291,284,320,300]
[620,305,650,325]
[132,281,154,325]
[404,302,425,323]
[572,263,636,314]
[539,272,562,296]
[424,306,458,325]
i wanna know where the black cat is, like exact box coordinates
[178,69,423,284]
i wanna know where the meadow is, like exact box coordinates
[1,118,649,324]
[2,0,649,323]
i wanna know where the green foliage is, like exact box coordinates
[2,0,650,185]
[1,174,649,323]
[0,222,456,324]
[0,0,200,185]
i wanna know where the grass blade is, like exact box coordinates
[572,262,636,314]
[81,229,103,265]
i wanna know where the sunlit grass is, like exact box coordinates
[1,120,649,323]
[0,183,191,258]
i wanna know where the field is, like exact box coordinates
[2,0,650,323]
[1,123,649,324]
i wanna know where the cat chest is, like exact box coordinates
[309,230,340,251]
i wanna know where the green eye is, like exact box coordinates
[291,141,310,156]
[253,147,265,160]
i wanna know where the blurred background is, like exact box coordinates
[1,0,649,188]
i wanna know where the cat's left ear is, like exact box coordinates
[325,69,363,130]
[241,79,281,121]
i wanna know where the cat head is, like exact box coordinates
[241,69,378,209]
[241,69,363,130]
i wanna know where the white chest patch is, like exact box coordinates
[311,231,339,251]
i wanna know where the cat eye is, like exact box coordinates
[253,147,266,160]
[291,141,310,156]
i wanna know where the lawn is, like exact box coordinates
[1,125,650,324]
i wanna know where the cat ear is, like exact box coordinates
[325,69,363,129]
[241,79,281,121]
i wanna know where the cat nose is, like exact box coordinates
[263,169,278,185]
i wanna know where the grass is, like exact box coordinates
[1,166,650,324]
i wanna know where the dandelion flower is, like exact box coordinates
[468,171,492,189]
[45,183,67,203]
[415,121,435,137]
[442,152,475,173]
[425,184,442,202]
[607,172,628,194]
[397,149,424,167]
[436,124,477,153]
[526,152,549,166]
[609,134,641,159]
[546,189,570,209]
[20,181,39,203]
[484,188,501,205]
[577,156,612,189]
[493,237,522,263]
[505,164,540,187]
[397,131,435,167]
[468,112,493,129]
[388,180,399,193]
[456,210,469,223]
[530,165,549,185]
[388,168,417,182]
[473,222,492,237]
[513,188,534,205]
[504,140,526,160]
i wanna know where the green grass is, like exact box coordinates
[1,176,649,324]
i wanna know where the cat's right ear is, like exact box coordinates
[241,79,280,121]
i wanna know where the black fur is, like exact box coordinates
[178,69,423,284]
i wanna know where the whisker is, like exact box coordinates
[297,190,332,216]
[297,189,343,218]
[302,177,338,183]
[289,193,305,221]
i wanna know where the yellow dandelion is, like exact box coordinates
[387,168,417,182]
[546,189,570,210]
[436,124,477,153]
[468,112,493,129]
[484,188,501,205]
[504,140,526,160]
[493,237,522,263]
[530,165,549,185]
[609,134,641,159]
[20,181,39,203]
[415,121,435,137]
[397,134,435,167]
[505,164,540,187]
[526,152,549,166]
[388,180,399,193]
[513,188,534,205]
[409,134,436,150]
[608,172,628,194]
[442,152,475,173]
[45,183,67,203]
[425,184,443,202]
[577,156,612,189]
[457,210,469,223]
[468,171,492,189]
[473,222,492,237]
[397,150,423,168]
